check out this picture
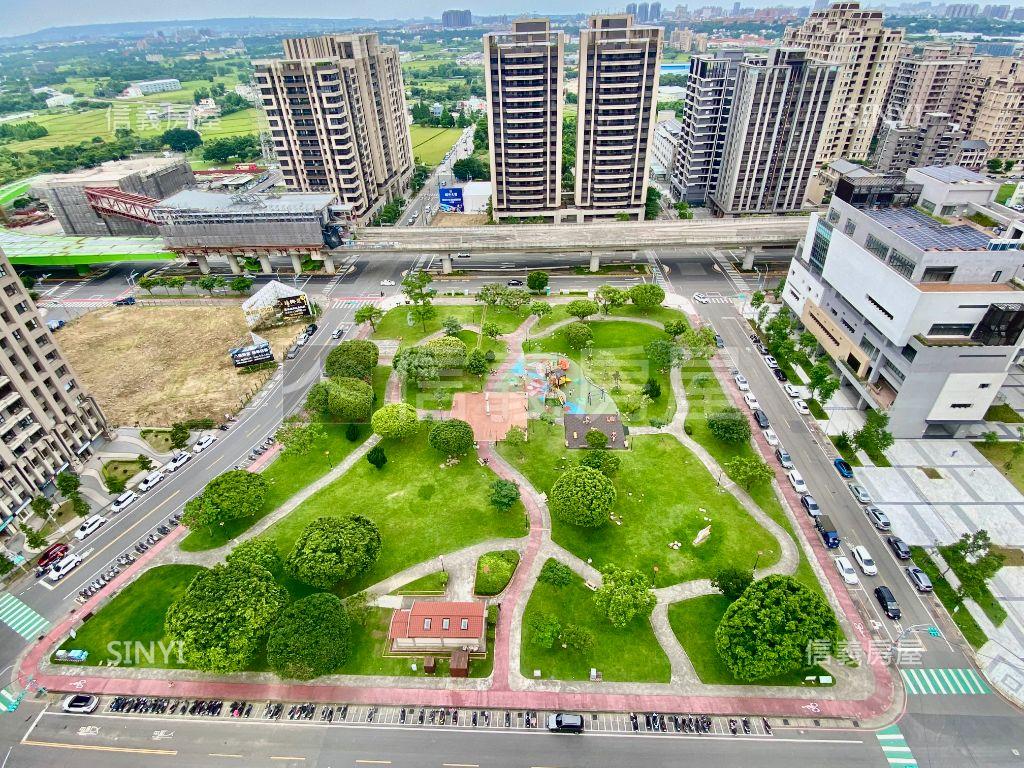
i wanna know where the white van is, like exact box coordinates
[137,471,165,493]
[111,490,138,514]
[49,553,83,581]
[75,514,107,541]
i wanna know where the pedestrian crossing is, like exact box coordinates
[714,252,753,293]
[645,251,670,291]
[900,667,991,695]
[877,725,918,767]
[0,593,50,640]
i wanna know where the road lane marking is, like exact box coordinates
[209,753,244,758]
[355,761,391,765]
[21,739,177,755]
[270,757,307,761]
[443,763,480,767]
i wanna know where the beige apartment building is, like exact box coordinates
[783,2,903,200]
[954,56,1024,164]
[573,14,662,221]
[0,248,106,527]
[484,19,565,223]
[883,42,975,126]
[253,33,413,225]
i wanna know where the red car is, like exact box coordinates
[37,543,69,569]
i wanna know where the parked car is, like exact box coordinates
[906,566,934,593]
[137,471,165,493]
[874,585,902,620]
[331,327,346,340]
[833,458,854,478]
[37,543,69,569]
[752,409,770,429]
[773,367,788,382]
[714,334,725,348]
[192,434,218,454]
[47,319,66,332]
[48,553,83,582]
[305,323,318,335]
[835,556,859,585]
[783,383,800,398]
[887,536,912,560]
[379,279,396,287]
[848,482,873,504]
[775,447,794,469]
[793,399,811,416]
[112,296,136,306]
[743,393,761,410]
[788,469,808,495]
[763,355,779,369]
[801,494,821,516]
[295,334,309,347]
[74,514,107,541]
[547,712,584,734]
[165,452,192,473]
[865,506,892,531]
[506,279,524,287]
[852,545,878,576]
[816,514,840,548]
[692,292,709,304]
[755,343,768,355]
[734,374,749,392]
[110,490,138,514]
[286,345,299,360]
[61,694,99,714]
[762,428,780,446]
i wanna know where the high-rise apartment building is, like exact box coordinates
[872,112,965,173]
[883,43,975,127]
[484,19,565,222]
[981,3,1009,17]
[637,2,650,22]
[253,34,413,225]
[710,48,836,215]
[945,3,979,16]
[626,3,638,16]
[0,247,107,525]
[441,9,473,28]
[782,2,903,199]
[574,14,662,221]
[954,56,1024,164]
[650,2,662,21]
[671,50,745,203]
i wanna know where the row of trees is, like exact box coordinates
[137,274,254,295]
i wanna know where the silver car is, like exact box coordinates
[906,566,934,593]
[848,482,873,504]
[62,694,99,714]
[865,505,891,531]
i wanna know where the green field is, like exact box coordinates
[409,126,463,167]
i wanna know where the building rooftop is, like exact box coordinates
[830,159,874,178]
[913,165,991,185]
[32,156,186,187]
[388,601,486,641]
[916,281,1021,293]
[862,206,992,252]
[155,190,336,215]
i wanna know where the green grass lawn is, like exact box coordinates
[976,442,1024,494]
[475,550,520,596]
[260,424,528,598]
[392,571,448,595]
[985,403,1023,424]
[997,183,1018,205]
[103,459,146,481]
[910,547,987,649]
[139,429,174,453]
[409,126,463,167]
[497,421,779,587]
[531,303,689,332]
[666,595,830,686]
[521,562,670,682]
[938,545,1007,626]
[402,330,507,410]
[55,565,204,668]
[523,321,675,425]
[0,179,32,207]
[372,305,527,348]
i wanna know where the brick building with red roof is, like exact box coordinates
[388,600,487,654]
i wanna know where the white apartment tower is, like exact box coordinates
[253,34,414,225]
[484,19,565,223]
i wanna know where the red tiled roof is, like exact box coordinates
[388,601,486,640]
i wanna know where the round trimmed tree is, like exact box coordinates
[425,335,468,369]
[325,377,373,422]
[287,515,383,588]
[267,592,352,680]
[564,322,593,350]
[715,574,840,681]
[706,407,752,444]
[548,466,616,527]
[182,470,270,531]
[629,284,666,312]
[325,340,379,380]
[428,419,476,456]
[226,538,282,574]
[371,402,419,439]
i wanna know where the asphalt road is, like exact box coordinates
[398,126,475,227]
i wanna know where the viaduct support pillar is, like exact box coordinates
[589,252,600,273]
[225,255,243,275]
[441,254,453,274]
[258,252,273,275]
[196,254,211,275]
[290,252,304,276]
[322,254,336,275]
[741,248,755,271]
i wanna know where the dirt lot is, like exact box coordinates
[431,212,490,227]
[59,306,300,427]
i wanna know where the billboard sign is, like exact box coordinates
[230,341,274,367]
[439,186,464,213]
[278,294,311,319]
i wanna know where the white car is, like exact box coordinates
[793,399,811,416]
[692,292,709,304]
[763,355,779,369]
[834,556,859,586]
[75,514,107,541]
[851,545,878,576]
[165,452,192,473]
[49,553,83,582]
[137,470,165,493]
[788,469,808,495]
[295,334,309,347]
[762,428,780,446]
[110,490,138,514]
[734,374,749,392]
[61,694,99,714]
[783,383,800,398]
[743,393,761,410]
[192,434,218,454]
[380,279,396,287]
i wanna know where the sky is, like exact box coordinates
[1,1,627,37]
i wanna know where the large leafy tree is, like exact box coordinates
[306,377,373,422]
[394,346,440,389]
[267,593,352,680]
[595,285,628,315]
[402,270,437,331]
[527,271,549,293]
[354,305,384,330]
[371,402,420,438]
[592,565,656,628]
[564,321,593,350]
[715,575,840,681]
[183,471,269,531]
[629,284,666,313]
[428,419,476,456]
[565,299,599,321]
[226,538,282,574]
[165,563,288,672]
[724,455,774,490]
[706,407,752,444]
[287,515,383,588]
[853,409,895,458]
[425,335,468,369]
[476,283,507,307]
[325,340,379,380]
[548,466,616,527]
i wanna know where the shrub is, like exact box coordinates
[371,403,419,439]
[564,322,593,350]
[427,419,476,456]
[425,335,468,369]
[711,566,753,601]
[366,444,387,469]
[548,466,616,527]
[489,478,520,511]
[560,623,594,652]
[345,423,361,442]
[578,449,620,477]
[706,407,752,444]
[528,612,562,648]
[325,340,379,380]
[475,550,520,596]
[538,559,573,587]
[266,592,351,680]
[641,377,661,399]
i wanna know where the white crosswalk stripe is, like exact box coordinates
[713,252,752,293]
[0,593,50,640]
[900,667,991,695]
[877,725,918,768]
[645,251,669,290]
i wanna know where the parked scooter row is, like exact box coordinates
[248,437,275,461]
[77,564,120,599]
[108,697,172,714]
[229,701,253,718]
[289,703,317,720]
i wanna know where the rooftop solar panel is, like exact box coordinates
[862,207,991,252]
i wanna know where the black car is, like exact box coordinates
[874,585,901,620]
[772,368,788,382]
[752,409,770,429]
[112,296,136,306]
[306,323,318,335]
[506,279,524,287]
[887,536,912,560]
[749,333,759,343]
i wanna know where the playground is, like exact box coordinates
[501,353,617,419]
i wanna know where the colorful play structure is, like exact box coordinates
[507,353,616,417]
